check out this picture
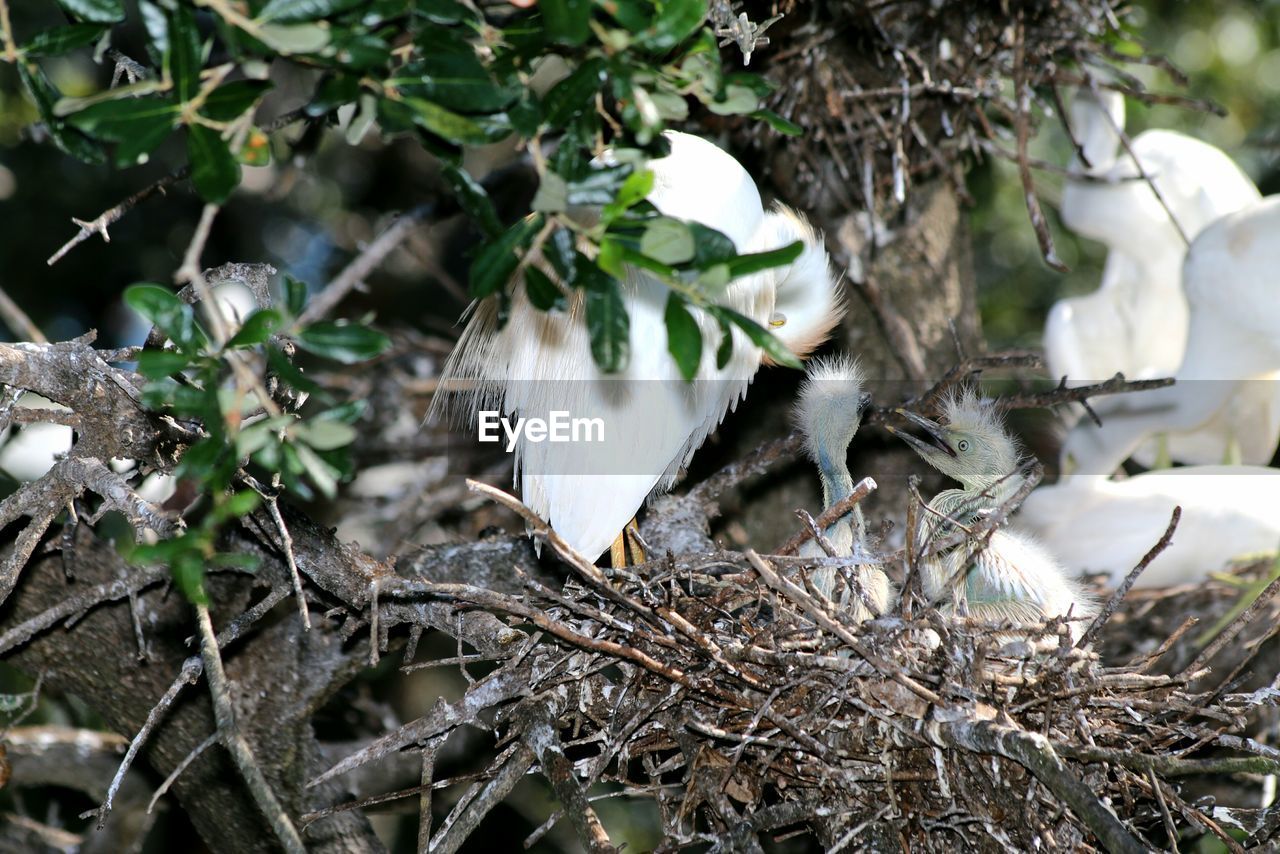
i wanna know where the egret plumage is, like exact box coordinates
[1047,89,1267,467]
[1062,195,1280,476]
[888,393,1096,640]
[434,131,844,563]
[792,356,891,618]
[1015,468,1280,588]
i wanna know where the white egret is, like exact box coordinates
[434,131,844,564]
[1062,195,1280,476]
[1047,89,1268,467]
[888,393,1096,639]
[793,356,891,618]
[1015,468,1280,588]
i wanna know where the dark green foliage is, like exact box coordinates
[14,0,810,373]
[118,280,387,601]
[10,0,816,601]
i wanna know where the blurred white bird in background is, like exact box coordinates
[435,131,844,564]
[1015,468,1280,588]
[889,393,1096,641]
[793,356,891,618]
[1062,195,1280,477]
[1046,88,1270,467]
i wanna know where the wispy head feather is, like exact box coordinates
[939,388,1008,440]
[794,355,867,465]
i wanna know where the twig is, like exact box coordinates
[195,603,306,854]
[776,477,877,556]
[0,283,46,343]
[1075,507,1180,650]
[1011,19,1067,272]
[429,742,536,854]
[265,495,310,629]
[935,720,1146,853]
[147,734,217,814]
[0,0,16,64]
[298,205,432,325]
[47,169,190,266]
[1180,563,1280,681]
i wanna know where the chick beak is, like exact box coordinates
[889,408,958,458]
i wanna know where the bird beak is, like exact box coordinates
[890,408,957,458]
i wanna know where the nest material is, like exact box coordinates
[731,0,1216,267]
[321,485,1280,852]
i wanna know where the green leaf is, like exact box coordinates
[541,0,592,46]
[201,80,273,122]
[307,74,359,116]
[15,63,104,164]
[187,124,241,203]
[258,0,366,23]
[167,5,202,105]
[726,240,803,278]
[284,275,308,316]
[646,0,705,51]
[294,419,357,450]
[442,164,502,237]
[256,22,330,54]
[469,214,544,298]
[325,30,391,70]
[751,108,803,136]
[664,293,702,381]
[707,84,761,116]
[395,54,518,113]
[124,284,208,352]
[602,168,654,223]
[226,309,283,348]
[707,305,802,369]
[212,490,262,522]
[714,316,733,369]
[55,0,123,24]
[421,0,475,24]
[136,349,194,379]
[22,23,107,57]
[565,165,632,206]
[66,95,179,139]
[688,223,737,268]
[295,443,340,497]
[172,552,209,605]
[208,552,261,570]
[640,217,695,265]
[524,267,565,312]
[530,171,567,214]
[402,97,494,146]
[544,228,578,284]
[65,95,179,167]
[314,400,365,423]
[583,272,629,373]
[296,321,391,363]
[542,58,606,127]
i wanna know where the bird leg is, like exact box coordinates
[609,517,646,568]
[625,518,646,565]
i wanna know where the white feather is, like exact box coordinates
[434,131,844,561]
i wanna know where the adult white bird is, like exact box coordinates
[793,356,891,618]
[1015,469,1280,588]
[1046,89,1268,467]
[1062,195,1280,476]
[887,393,1096,640]
[434,131,844,564]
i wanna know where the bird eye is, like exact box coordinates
[957,439,970,452]
[768,312,787,328]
